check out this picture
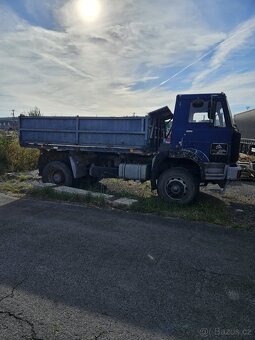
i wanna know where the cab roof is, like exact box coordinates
[177,92,226,99]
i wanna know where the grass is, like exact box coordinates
[0,178,107,207]
[91,178,154,199]
[0,179,33,195]
[17,174,32,182]
[130,194,230,225]
[29,187,108,207]
[0,169,39,195]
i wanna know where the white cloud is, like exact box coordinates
[0,4,27,32]
[192,17,255,85]
[189,71,255,113]
[0,1,254,117]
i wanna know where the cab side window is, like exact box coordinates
[214,101,226,127]
[189,100,210,123]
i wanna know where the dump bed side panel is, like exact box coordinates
[19,116,148,150]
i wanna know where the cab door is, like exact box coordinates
[182,98,232,163]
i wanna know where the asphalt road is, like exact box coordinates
[0,194,254,340]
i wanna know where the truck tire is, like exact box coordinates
[42,161,73,186]
[157,167,199,205]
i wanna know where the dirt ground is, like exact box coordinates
[201,182,255,229]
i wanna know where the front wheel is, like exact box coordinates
[42,161,73,186]
[157,167,199,205]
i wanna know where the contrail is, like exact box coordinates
[36,51,94,79]
[147,23,254,93]
[147,49,214,93]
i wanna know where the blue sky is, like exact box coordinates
[0,0,255,116]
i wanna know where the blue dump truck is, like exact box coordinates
[19,93,241,204]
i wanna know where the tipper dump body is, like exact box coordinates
[19,107,172,154]
[20,116,147,151]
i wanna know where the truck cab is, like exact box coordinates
[170,93,240,165]
[150,93,241,203]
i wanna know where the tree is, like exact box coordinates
[28,107,41,116]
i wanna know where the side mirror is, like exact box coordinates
[208,97,217,120]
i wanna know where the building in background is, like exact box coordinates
[0,118,18,131]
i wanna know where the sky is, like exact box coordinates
[0,0,255,117]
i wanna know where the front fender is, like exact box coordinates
[151,149,206,189]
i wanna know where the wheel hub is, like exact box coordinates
[166,178,187,200]
[52,171,64,185]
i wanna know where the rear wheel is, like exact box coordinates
[42,161,73,186]
[157,167,199,205]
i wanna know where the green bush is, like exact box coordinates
[0,134,9,173]
[0,133,39,174]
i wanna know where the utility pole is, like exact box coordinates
[11,109,15,118]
